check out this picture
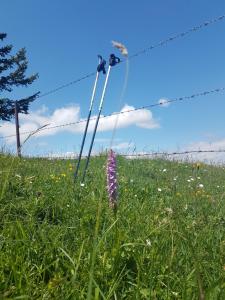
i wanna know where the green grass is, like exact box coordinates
[0,153,225,299]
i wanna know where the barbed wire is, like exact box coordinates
[0,86,224,140]
[19,13,225,101]
[36,72,96,100]
[18,149,225,160]
[121,149,225,157]
[129,14,225,60]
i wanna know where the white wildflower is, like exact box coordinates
[146,239,151,247]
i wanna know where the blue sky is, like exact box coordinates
[1,0,225,158]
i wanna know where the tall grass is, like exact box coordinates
[0,154,225,299]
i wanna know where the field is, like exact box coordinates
[0,153,225,299]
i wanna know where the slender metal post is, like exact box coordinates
[81,65,112,183]
[14,101,21,158]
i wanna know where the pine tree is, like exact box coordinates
[0,33,39,121]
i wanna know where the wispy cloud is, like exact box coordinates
[0,104,159,145]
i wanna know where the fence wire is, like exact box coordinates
[1,86,224,140]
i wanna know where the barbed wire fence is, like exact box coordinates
[0,86,224,141]
[1,13,225,160]
[22,149,225,160]
[18,13,225,103]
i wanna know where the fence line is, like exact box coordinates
[18,149,225,160]
[122,149,225,157]
[0,86,224,141]
[20,13,225,102]
[129,14,225,60]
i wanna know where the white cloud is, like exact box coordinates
[96,105,159,131]
[0,104,159,145]
[158,98,170,107]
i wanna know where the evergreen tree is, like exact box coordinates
[0,33,39,121]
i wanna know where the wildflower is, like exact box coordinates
[165,207,173,214]
[157,188,162,192]
[146,239,151,247]
[61,173,66,177]
[187,179,191,183]
[162,168,167,172]
[80,183,85,187]
[107,150,118,210]
[198,184,204,188]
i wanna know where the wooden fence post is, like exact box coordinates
[15,101,21,158]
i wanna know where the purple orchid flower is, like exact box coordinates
[106,149,118,210]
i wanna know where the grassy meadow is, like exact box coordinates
[0,153,225,299]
